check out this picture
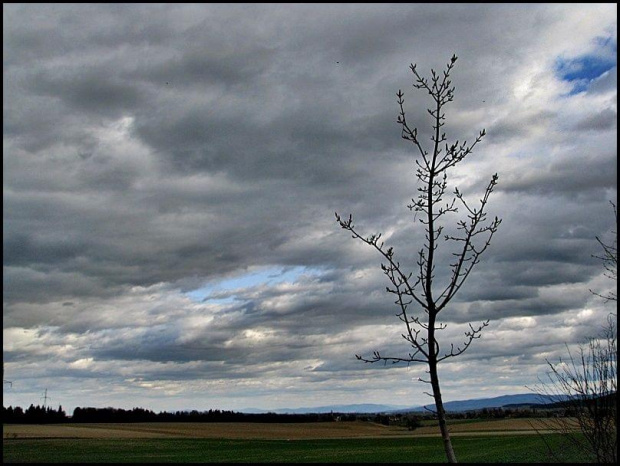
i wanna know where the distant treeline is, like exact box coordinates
[5,398,608,425]
[3,405,68,424]
[2,405,356,424]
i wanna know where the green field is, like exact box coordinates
[3,434,592,463]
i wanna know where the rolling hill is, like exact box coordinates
[242,393,560,414]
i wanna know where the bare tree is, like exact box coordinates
[532,315,617,463]
[335,55,500,463]
[590,201,617,302]
[531,201,617,463]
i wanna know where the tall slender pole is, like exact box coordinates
[42,388,51,408]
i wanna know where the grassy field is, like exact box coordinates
[3,420,592,463]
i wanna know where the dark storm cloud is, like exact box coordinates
[499,152,616,198]
[27,69,145,118]
[464,292,591,322]
[138,44,277,89]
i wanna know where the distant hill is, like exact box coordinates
[241,403,410,414]
[407,393,561,413]
[242,394,560,415]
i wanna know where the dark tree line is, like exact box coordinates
[3,404,68,424]
[3,402,591,426]
[71,407,349,423]
[2,405,355,424]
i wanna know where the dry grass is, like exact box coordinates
[3,421,407,440]
[3,418,578,441]
[413,417,579,436]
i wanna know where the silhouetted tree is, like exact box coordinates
[531,203,617,463]
[532,315,617,463]
[336,55,500,463]
[590,201,617,302]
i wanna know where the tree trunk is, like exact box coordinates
[429,359,457,463]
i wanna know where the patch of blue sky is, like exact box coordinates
[185,265,322,304]
[555,36,617,95]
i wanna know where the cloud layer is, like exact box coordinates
[3,4,617,413]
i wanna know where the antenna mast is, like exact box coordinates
[41,388,51,408]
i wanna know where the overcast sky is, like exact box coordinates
[3,4,617,414]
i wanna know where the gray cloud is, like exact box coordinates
[573,107,617,131]
[3,3,617,413]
